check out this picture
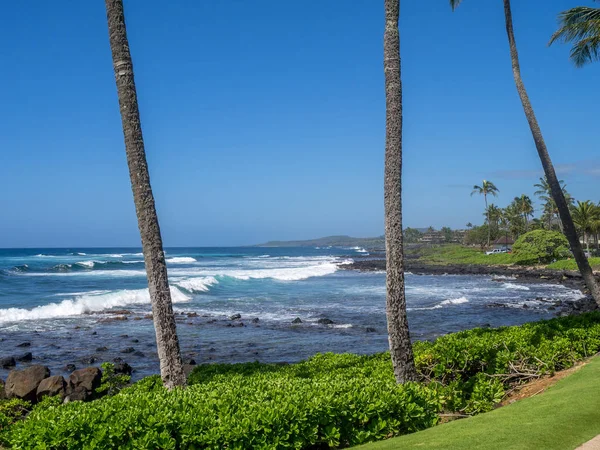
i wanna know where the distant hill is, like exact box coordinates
[254,235,385,249]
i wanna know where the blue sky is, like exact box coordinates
[1,1,599,247]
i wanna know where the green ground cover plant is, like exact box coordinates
[3,312,600,449]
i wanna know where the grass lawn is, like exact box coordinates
[414,244,518,265]
[356,356,600,450]
[547,257,600,271]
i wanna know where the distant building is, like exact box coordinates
[420,231,445,244]
[493,236,514,249]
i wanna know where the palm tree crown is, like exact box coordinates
[471,180,499,198]
[549,1,600,67]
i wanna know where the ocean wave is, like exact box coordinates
[501,283,530,291]
[173,276,219,292]
[0,287,190,324]
[166,257,197,264]
[439,297,469,306]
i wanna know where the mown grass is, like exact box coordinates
[547,257,600,271]
[356,355,600,450]
[415,245,518,266]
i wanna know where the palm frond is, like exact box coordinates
[549,5,600,66]
[571,34,600,67]
[449,0,463,11]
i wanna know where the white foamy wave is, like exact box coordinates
[502,283,530,291]
[491,275,517,281]
[173,276,219,292]
[0,287,190,324]
[75,252,86,256]
[166,257,197,264]
[439,297,469,306]
[76,261,96,268]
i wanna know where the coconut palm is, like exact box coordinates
[484,203,502,234]
[450,0,600,306]
[513,195,534,231]
[571,201,600,254]
[383,0,417,383]
[104,0,185,388]
[549,2,600,67]
[471,180,499,247]
[534,176,573,231]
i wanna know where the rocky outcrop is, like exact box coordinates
[5,365,51,402]
[37,375,67,401]
[66,367,102,402]
[1,356,16,369]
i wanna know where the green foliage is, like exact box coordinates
[6,313,600,448]
[512,230,570,264]
[96,362,131,396]
[418,244,517,265]
[547,257,600,270]
[0,399,30,431]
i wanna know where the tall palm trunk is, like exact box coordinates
[484,193,490,247]
[383,0,417,383]
[105,0,186,388]
[503,0,600,306]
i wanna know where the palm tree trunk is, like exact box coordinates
[503,0,600,306]
[383,0,417,384]
[105,0,186,388]
[485,194,490,247]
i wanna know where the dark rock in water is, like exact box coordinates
[225,323,233,327]
[119,334,129,338]
[317,318,334,325]
[229,313,242,321]
[16,342,31,348]
[522,304,529,309]
[99,316,128,323]
[49,344,61,349]
[0,378,5,399]
[237,322,245,327]
[121,347,135,354]
[67,367,102,401]
[96,347,108,352]
[106,309,132,315]
[131,339,139,343]
[133,351,145,357]
[292,318,302,324]
[187,312,199,318]
[81,356,98,365]
[481,323,492,328]
[133,317,143,321]
[144,314,153,320]
[208,348,216,353]
[64,364,76,373]
[251,318,260,323]
[114,362,133,376]
[1,357,16,369]
[207,319,217,324]
[184,358,196,366]
[486,303,509,309]
[37,375,66,401]
[17,352,33,362]
[5,365,51,402]
[91,331,97,335]
[113,357,124,364]
[365,327,376,333]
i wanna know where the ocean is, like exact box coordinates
[0,247,583,379]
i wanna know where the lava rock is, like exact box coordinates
[365,327,376,333]
[229,313,242,321]
[5,365,51,402]
[114,362,133,376]
[317,318,334,325]
[292,318,302,324]
[16,342,31,348]
[67,367,102,401]
[64,364,77,373]
[36,375,67,401]
[131,339,139,343]
[81,356,98,365]
[184,358,196,366]
[95,347,108,352]
[121,347,135,354]
[16,352,33,362]
[1,357,16,369]
[251,318,260,323]
[187,312,199,318]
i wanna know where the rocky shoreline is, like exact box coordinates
[342,258,600,316]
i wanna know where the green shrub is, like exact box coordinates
[547,257,600,271]
[0,399,30,431]
[4,312,600,449]
[512,230,570,264]
[96,362,131,396]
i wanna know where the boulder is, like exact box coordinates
[95,347,108,352]
[114,362,133,376]
[251,318,260,323]
[1,357,16,369]
[229,313,242,320]
[36,375,67,401]
[184,358,197,366]
[121,347,135,354]
[64,364,77,373]
[5,365,51,402]
[365,327,376,333]
[317,318,334,325]
[16,352,33,362]
[68,367,102,401]
[292,318,302,324]
[16,342,31,348]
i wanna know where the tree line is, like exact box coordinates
[101,0,600,388]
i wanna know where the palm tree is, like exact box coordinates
[571,201,600,254]
[513,195,534,231]
[534,176,573,231]
[485,204,502,229]
[471,180,499,247]
[450,0,600,306]
[549,2,600,67]
[383,0,417,383]
[104,0,186,388]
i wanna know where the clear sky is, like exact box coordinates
[1,1,599,247]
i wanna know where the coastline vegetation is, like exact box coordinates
[3,312,600,448]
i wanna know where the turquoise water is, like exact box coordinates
[0,247,583,378]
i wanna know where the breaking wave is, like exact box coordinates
[0,287,190,324]
[166,257,197,264]
[502,283,530,291]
